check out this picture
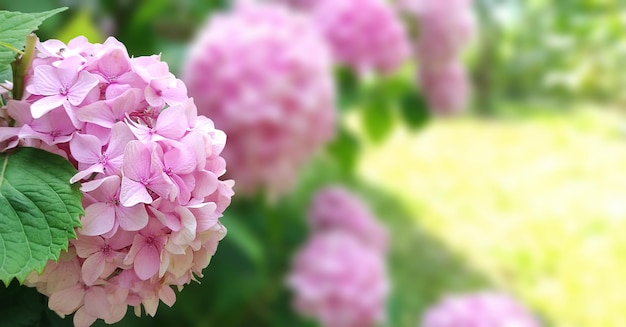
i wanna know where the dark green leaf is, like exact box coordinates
[400,91,430,130]
[335,67,360,110]
[0,147,83,286]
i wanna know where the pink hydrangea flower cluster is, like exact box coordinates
[182,3,336,198]
[308,185,388,253]
[421,292,542,327]
[0,36,234,327]
[283,0,411,74]
[287,186,390,327]
[401,0,476,114]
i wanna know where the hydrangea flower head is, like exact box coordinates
[401,0,476,67]
[183,3,336,198]
[421,291,542,327]
[287,231,390,327]
[309,186,388,253]
[418,61,470,115]
[0,35,234,327]
[400,0,476,115]
[290,0,411,74]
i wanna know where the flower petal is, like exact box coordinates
[80,202,115,236]
[31,95,65,118]
[120,177,152,207]
[81,252,106,286]
[134,245,160,280]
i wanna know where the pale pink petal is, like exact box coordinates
[116,204,149,231]
[163,144,196,174]
[191,202,218,232]
[83,286,111,318]
[89,175,120,201]
[122,141,151,180]
[134,245,160,280]
[144,86,164,108]
[73,236,104,258]
[69,133,102,164]
[159,286,176,307]
[48,285,85,315]
[98,47,131,78]
[76,101,115,127]
[67,71,99,106]
[31,95,65,118]
[31,65,61,95]
[104,302,127,324]
[120,177,153,207]
[73,307,98,327]
[70,163,104,184]
[162,79,188,105]
[142,296,159,317]
[155,105,188,140]
[171,206,196,246]
[110,88,142,119]
[82,252,106,285]
[80,202,116,236]
[105,122,135,159]
[123,234,146,265]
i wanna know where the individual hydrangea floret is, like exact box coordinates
[308,185,388,253]
[287,231,390,327]
[0,35,234,327]
[287,0,411,74]
[182,3,336,198]
[421,291,543,327]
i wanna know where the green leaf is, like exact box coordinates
[326,126,360,174]
[0,8,67,70]
[361,91,394,144]
[0,147,83,286]
[400,91,430,130]
[335,67,360,110]
[0,65,11,84]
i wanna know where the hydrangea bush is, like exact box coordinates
[1,34,234,326]
[401,0,476,114]
[421,292,542,327]
[182,3,336,198]
[282,0,411,75]
[308,185,388,253]
[287,186,390,327]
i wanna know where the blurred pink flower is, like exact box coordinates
[287,231,390,327]
[183,3,336,198]
[419,62,471,115]
[6,35,235,326]
[309,186,388,253]
[400,0,476,115]
[421,291,542,327]
[284,0,411,74]
[401,0,476,67]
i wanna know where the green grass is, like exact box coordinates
[355,107,626,326]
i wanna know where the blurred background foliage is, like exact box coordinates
[2,0,626,326]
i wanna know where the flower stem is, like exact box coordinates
[10,34,37,101]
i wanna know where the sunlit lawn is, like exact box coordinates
[356,105,626,327]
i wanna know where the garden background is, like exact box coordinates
[1,0,625,326]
